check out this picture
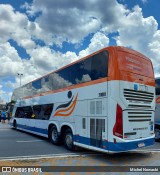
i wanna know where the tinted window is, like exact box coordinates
[15,104,53,120]
[21,83,33,97]
[15,106,33,118]
[70,59,92,84]
[156,79,160,95]
[12,50,109,98]
[24,106,33,118]
[33,104,53,120]
[90,51,108,80]
[32,79,42,90]
[15,107,22,118]
[41,76,53,93]
[53,68,72,90]
[12,87,24,101]
[53,50,109,89]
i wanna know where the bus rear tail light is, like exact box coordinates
[113,104,123,138]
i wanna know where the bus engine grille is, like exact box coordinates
[127,111,152,122]
[124,89,154,108]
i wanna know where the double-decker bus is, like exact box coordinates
[10,46,155,153]
[155,77,160,140]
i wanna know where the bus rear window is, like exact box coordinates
[118,51,154,78]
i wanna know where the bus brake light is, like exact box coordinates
[113,104,123,138]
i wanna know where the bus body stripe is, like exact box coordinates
[54,94,78,117]
[56,96,74,110]
[15,123,48,135]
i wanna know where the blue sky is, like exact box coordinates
[0,0,160,103]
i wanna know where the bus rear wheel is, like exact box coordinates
[63,129,75,151]
[49,125,61,145]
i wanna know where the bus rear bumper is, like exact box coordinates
[108,135,155,153]
[74,135,155,153]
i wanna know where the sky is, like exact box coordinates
[0,0,160,103]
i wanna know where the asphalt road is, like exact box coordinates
[1,125,160,175]
[0,127,72,158]
[0,124,160,159]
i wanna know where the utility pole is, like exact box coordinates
[17,73,23,87]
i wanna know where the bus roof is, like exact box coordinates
[116,46,151,61]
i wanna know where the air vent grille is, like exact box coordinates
[124,89,154,108]
[128,111,152,122]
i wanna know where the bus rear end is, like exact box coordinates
[108,47,155,152]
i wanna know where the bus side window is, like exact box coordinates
[15,107,20,118]
[23,106,33,119]
[91,50,109,80]
[33,105,41,119]
[32,104,53,120]
[42,104,54,120]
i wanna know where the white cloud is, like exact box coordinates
[79,32,109,58]
[28,46,78,74]
[7,31,108,91]
[0,88,11,103]
[0,0,160,98]
[5,81,16,89]
[24,0,128,45]
[116,6,160,77]
[148,30,160,77]
[0,42,23,77]
[0,4,36,50]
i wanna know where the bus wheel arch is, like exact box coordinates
[61,125,75,151]
[48,124,61,145]
[13,120,17,129]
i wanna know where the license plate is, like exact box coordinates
[138,143,145,148]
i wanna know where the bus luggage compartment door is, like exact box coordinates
[123,110,154,140]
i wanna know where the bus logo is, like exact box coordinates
[54,91,78,117]
[134,84,138,91]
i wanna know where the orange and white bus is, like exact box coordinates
[155,77,160,140]
[10,46,155,153]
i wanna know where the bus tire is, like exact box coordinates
[63,128,75,151]
[13,120,17,129]
[155,128,160,141]
[49,125,61,145]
